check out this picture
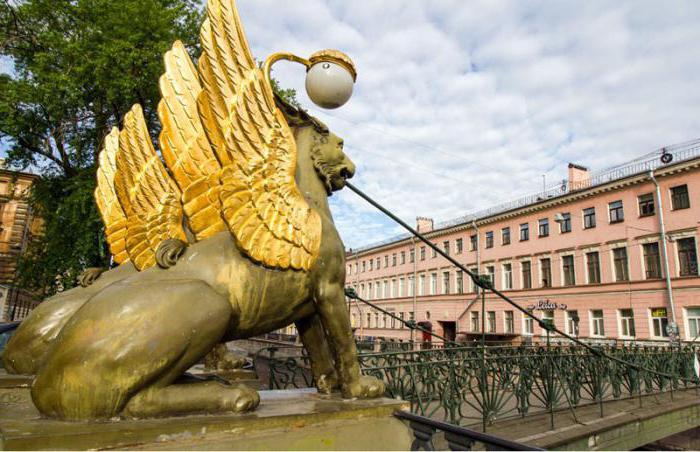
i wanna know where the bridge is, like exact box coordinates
[255,338,700,450]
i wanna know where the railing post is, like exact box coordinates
[546,328,554,431]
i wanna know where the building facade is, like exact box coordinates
[346,141,700,344]
[0,165,40,322]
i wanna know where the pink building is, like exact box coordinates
[346,141,700,344]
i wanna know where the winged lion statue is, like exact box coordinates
[4,0,384,420]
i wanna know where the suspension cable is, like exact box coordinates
[345,181,698,383]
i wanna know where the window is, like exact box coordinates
[367,282,372,300]
[420,247,426,261]
[456,238,463,254]
[521,261,532,289]
[383,255,388,267]
[643,242,661,279]
[638,193,655,217]
[523,316,534,335]
[559,213,571,233]
[503,263,512,289]
[678,238,698,276]
[400,251,406,265]
[566,310,579,336]
[591,310,605,336]
[504,311,514,334]
[609,200,624,223]
[687,308,700,339]
[486,265,495,285]
[586,251,601,284]
[443,241,450,256]
[671,184,690,210]
[367,312,372,328]
[502,227,511,245]
[391,253,396,266]
[485,231,494,248]
[541,310,555,334]
[399,312,405,328]
[409,248,415,263]
[540,258,552,288]
[408,276,414,296]
[487,311,496,333]
[469,267,477,292]
[430,273,437,295]
[375,283,381,299]
[383,280,389,298]
[442,271,450,294]
[562,255,575,286]
[520,223,529,241]
[456,271,463,294]
[619,309,635,337]
[470,312,480,332]
[538,218,549,237]
[362,261,366,272]
[431,246,437,258]
[583,207,596,229]
[376,257,381,269]
[399,278,405,297]
[470,234,478,251]
[369,259,373,271]
[613,247,629,281]
[419,274,426,295]
[650,308,669,338]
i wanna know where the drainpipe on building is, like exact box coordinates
[411,237,417,344]
[471,220,480,294]
[649,170,678,342]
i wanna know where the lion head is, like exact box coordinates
[276,96,356,195]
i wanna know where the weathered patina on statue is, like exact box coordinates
[15,0,383,421]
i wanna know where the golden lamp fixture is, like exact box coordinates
[264,49,357,109]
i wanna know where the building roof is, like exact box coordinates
[349,138,700,255]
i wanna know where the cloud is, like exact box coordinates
[232,1,700,250]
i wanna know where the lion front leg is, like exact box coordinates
[314,282,384,399]
[296,314,338,394]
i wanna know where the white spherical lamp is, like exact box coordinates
[305,50,357,109]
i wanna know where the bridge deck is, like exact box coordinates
[478,389,700,450]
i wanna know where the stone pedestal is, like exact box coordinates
[0,384,411,450]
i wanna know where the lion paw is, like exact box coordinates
[155,238,187,269]
[77,267,106,287]
[343,375,385,399]
[219,385,260,413]
[316,372,339,394]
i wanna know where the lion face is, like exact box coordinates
[309,122,356,195]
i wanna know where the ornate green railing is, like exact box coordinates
[255,343,700,431]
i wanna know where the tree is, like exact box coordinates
[0,0,203,295]
[0,0,300,297]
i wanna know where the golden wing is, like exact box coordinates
[94,127,129,264]
[114,104,187,270]
[158,40,227,241]
[197,0,321,271]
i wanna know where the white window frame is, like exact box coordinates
[522,314,534,336]
[684,307,700,341]
[590,309,605,337]
[560,252,576,287]
[648,307,669,339]
[504,310,515,334]
[609,242,630,282]
[618,309,636,339]
[502,262,513,290]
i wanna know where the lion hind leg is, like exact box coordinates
[31,279,242,420]
[123,381,259,418]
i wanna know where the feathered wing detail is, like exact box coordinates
[94,127,129,264]
[197,0,321,271]
[114,104,187,270]
[158,40,227,241]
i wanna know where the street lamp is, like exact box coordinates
[264,49,357,109]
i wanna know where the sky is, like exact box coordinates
[233,0,700,251]
[3,1,700,251]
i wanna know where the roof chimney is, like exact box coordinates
[567,163,589,191]
[416,217,433,233]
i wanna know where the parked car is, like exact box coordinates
[0,321,21,369]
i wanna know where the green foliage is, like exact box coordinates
[0,0,203,295]
[270,77,302,109]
